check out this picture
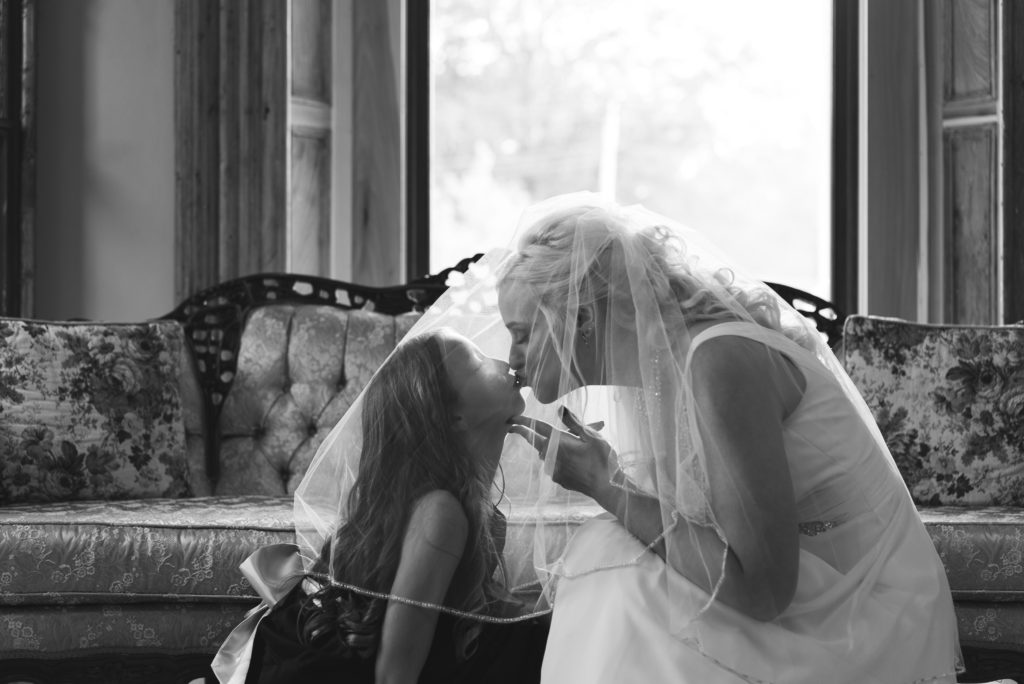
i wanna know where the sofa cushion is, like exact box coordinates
[922,506,1024,600]
[0,495,292,605]
[923,506,1024,652]
[842,316,1024,506]
[215,306,420,495]
[0,491,579,608]
[0,318,207,504]
[0,602,251,657]
[0,507,1018,658]
[954,601,1024,652]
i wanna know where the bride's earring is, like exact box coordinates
[577,306,595,346]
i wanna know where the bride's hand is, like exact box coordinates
[508,407,614,500]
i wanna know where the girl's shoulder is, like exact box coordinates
[406,490,469,557]
[411,489,467,519]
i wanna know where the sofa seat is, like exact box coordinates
[0,495,293,607]
[1,602,253,658]
[0,494,598,658]
[922,506,1024,653]
[923,506,1024,600]
[4,494,1021,657]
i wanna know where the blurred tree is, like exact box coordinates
[431,0,832,297]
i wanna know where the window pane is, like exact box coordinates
[430,0,832,299]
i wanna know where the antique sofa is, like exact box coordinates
[841,314,1024,682]
[1,265,1021,683]
[0,268,473,684]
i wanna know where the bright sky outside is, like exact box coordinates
[431,0,833,298]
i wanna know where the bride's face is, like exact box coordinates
[497,281,576,404]
[438,330,526,453]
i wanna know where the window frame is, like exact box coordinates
[0,0,34,317]
[405,0,859,308]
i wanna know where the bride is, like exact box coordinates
[493,193,961,683]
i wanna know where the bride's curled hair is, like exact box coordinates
[499,201,815,352]
[296,333,508,661]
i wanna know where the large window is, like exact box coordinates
[428,0,833,299]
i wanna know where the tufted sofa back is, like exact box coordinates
[210,304,420,495]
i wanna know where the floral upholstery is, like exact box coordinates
[842,316,1024,506]
[0,318,206,504]
[0,602,250,657]
[3,497,1022,656]
[0,496,292,606]
[921,507,1024,600]
[956,602,1024,650]
[215,305,419,495]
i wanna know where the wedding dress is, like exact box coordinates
[540,322,959,684]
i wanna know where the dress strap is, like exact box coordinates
[685,320,808,369]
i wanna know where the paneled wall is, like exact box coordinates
[866,0,1014,324]
[0,0,34,318]
[936,0,1001,324]
[862,0,923,320]
[175,1,288,302]
[36,0,175,321]
[175,0,404,299]
[289,0,334,277]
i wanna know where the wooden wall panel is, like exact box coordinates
[1006,0,1024,323]
[352,0,402,287]
[0,0,9,120]
[0,0,14,315]
[927,0,1003,324]
[290,131,330,275]
[943,0,997,109]
[174,0,219,303]
[257,0,288,275]
[831,0,859,318]
[289,0,332,277]
[864,0,921,319]
[18,0,34,317]
[291,0,330,103]
[216,0,288,279]
[175,0,288,302]
[217,0,241,281]
[944,125,998,323]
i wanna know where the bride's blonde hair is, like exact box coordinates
[498,202,796,348]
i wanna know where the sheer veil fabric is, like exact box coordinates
[294,192,961,682]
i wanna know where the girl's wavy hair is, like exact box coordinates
[498,203,815,352]
[296,332,508,661]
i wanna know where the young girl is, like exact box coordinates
[217,329,548,683]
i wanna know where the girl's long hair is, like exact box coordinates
[295,332,507,660]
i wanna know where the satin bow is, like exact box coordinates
[211,543,306,684]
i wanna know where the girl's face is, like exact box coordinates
[439,330,526,449]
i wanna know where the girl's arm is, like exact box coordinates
[375,489,469,684]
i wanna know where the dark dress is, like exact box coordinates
[245,585,549,683]
[245,509,548,683]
